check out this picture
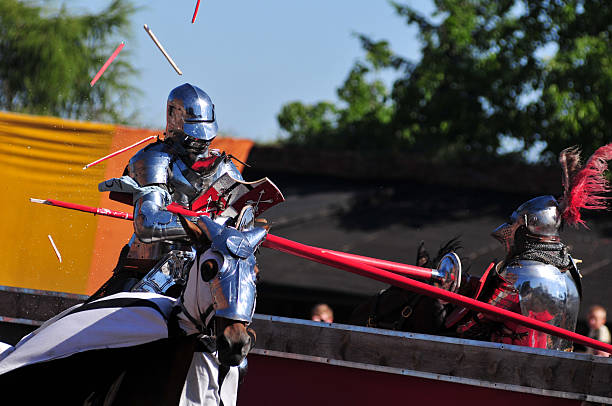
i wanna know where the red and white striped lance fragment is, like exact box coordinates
[83,135,158,170]
[30,198,133,220]
[28,198,209,220]
[47,234,62,263]
[90,42,125,87]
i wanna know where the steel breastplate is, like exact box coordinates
[169,158,217,207]
[128,142,227,207]
[500,259,580,351]
[126,158,242,264]
[168,154,243,209]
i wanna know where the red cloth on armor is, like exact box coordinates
[191,149,222,172]
[191,155,218,172]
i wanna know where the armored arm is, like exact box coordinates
[128,144,192,243]
[456,274,519,341]
[99,175,191,243]
[133,186,190,243]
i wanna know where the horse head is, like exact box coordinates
[178,209,267,366]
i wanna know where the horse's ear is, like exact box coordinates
[179,214,203,244]
[416,241,430,267]
[244,227,268,250]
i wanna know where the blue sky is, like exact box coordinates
[62,1,434,142]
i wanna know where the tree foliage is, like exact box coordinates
[278,1,612,160]
[537,1,612,156]
[0,0,138,123]
[277,37,397,150]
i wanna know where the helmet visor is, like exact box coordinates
[184,120,218,141]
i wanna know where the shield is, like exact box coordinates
[190,173,284,218]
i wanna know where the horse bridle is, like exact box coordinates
[366,289,424,330]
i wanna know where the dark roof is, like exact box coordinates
[244,167,612,323]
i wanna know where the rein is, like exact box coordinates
[367,288,424,330]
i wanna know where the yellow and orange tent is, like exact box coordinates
[0,111,254,295]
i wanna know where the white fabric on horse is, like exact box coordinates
[0,342,12,358]
[181,352,239,406]
[177,250,221,336]
[0,292,175,376]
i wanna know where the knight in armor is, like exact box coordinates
[456,144,612,351]
[90,83,252,405]
[456,195,581,350]
[91,83,245,300]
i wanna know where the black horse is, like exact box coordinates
[349,238,470,335]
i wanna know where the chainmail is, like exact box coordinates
[512,241,571,269]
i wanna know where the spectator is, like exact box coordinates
[587,305,611,356]
[311,303,334,323]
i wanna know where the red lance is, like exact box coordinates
[30,198,612,354]
[320,249,436,280]
[30,198,133,220]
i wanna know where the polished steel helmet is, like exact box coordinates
[492,195,562,253]
[166,83,218,141]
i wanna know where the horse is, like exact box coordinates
[0,211,267,405]
[349,238,470,335]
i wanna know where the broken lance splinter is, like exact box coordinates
[192,0,202,24]
[143,24,183,75]
[47,234,62,263]
[90,42,125,87]
[83,135,157,170]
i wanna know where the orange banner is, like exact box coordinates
[0,112,115,294]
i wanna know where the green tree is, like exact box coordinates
[537,1,612,156]
[278,1,612,161]
[0,0,138,123]
[278,36,397,150]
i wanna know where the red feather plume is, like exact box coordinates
[560,143,612,227]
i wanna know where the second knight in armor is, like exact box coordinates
[456,196,581,351]
[455,142,612,351]
[92,83,244,299]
